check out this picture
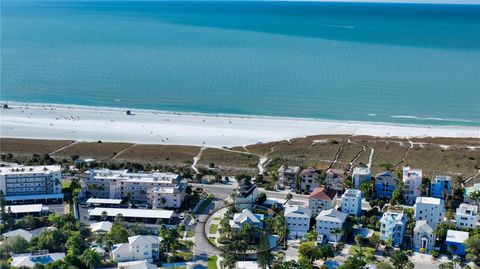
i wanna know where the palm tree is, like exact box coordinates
[81,248,102,269]
[331,228,342,244]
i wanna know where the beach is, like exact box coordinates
[1,103,478,148]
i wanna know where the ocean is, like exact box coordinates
[1,1,480,126]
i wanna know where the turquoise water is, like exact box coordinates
[1,1,480,126]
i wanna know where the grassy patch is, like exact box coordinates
[175,251,193,261]
[208,256,218,269]
[199,148,259,175]
[52,141,133,161]
[186,230,194,238]
[213,217,221,221]
[209,224,218,234]
[115,144,199,165]
[0,138,74,157]
[348,245,376,258]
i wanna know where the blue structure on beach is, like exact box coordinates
[375,171,397,199]
[430,175,451,199]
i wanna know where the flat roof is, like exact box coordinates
[88,207,173,219]
[416,197,442,205]
[86,198,122,205]
[7,204,45,214]
[0,165,61,175]
[446,230,469,244]
[5,193,64,201]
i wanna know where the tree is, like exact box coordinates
[286,193,293,201]
[105,223,129,244]
[331,227,342,243]
[65,232,83,256]
[257,192,267,205]
[257,236,274,269]
[114,213,123,223]
[0,236,29,258]
[439,262,454,269]
[390,189,403,206]
[298,241,319,263]
[469,190,480,206]
[390,250,414,269]
[81,248,102,269]
[465,235,480,265]
[101,211,108,221]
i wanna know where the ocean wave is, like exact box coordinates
[390,115,476,123]
[322,24,355,29]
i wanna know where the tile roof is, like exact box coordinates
[310,187,337,201]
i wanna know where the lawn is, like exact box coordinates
[209,224,218,234]
[186,230,194,238]
[348,245,376,260]
[175,251,193,261]
[208,256,218,269]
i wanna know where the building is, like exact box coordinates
[11,252,65,268]
[455,203,478,229]
[445,230,469,255]
[308,187,338,216]
[112,235,161,262]
[430,175,451,199]
[90,221,113,234]
[353,167,371,189]
[277,165,300,190]
[326,168,345,191]
[341,189,362,216]
[464,183,480,205]
[86,198,123,208]
[315,208,347,243]
[299,167,321,193]
[88,207,173,223]
[6,204,49,218]
[414,197,444,229]
[230,208,264,230]
[117,260,157,269]
[284,205,312,238]
[2,227,56,242]
[235,178,258,208]
[413,220,435,253]
[80,169,186,209]
[375,171,397,199]
[402,167,422,204]
[380,211,406,247]
[0,165,63,204]
[236,261,259,269]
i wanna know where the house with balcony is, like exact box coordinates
[112,235,161,262]
[235,178,258,208]
[402,167,422,205]
[341,189,362,216]
[308,187,338,216]
[353,167,371,189]
[375,171,397,200]
[430,175,451,199]
[455,203,478,229]
[414,197,444,229]
[284,205,312,238]
[380,211,406,247]
[326,168,345,191]
[299,167,321,193]
[413,220,435,253]
[230,208,264,230]
[315,208,348,243]
[277,165,300,190]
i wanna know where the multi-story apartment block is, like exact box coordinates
[284,205,312,238]
[430,175,451,199]
[235,178,258,208]
[308,187,338,216]
[112,235,160,262]
[299,167,321,193]
[456,203,478,229]
[413,220,435,253]
[380,211,406,247]
[375,171,397,200]
[80,169,186,208]
[326,168,345,191]
[414,197,444,229]
[402,167,422,204]
[315,208,347,243]
[0,165,63,204]
[352,167,371,189]
[341,189,362,216]
[277,165,300,190]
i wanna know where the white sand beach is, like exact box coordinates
[0,103,478,148]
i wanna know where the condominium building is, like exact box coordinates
[112,235,161,262]
[414,197,444,229]
[375,171,397,200]
[380,211,406,247]
[326,168,345,191]
[308,187,338,216]
[455,203,478,229]
[315,208,348,243]
[80,169,186,208]
[430,175,451,199]
[0,165,63,204]
[352,167,371,189]
[402,167,422,204]
[341,189,362,216]
[299,167,321,193]
[413,220,435,253]
[284,205,312,238]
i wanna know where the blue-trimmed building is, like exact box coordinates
[446,230,469,255]
[430,175,451,199]
[375,171,397,199]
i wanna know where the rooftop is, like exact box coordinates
[316,208,347,223]
[415,197,443,206]
[414,220,433,233]
[86,198,122,205]
[403,167,422,180]
[90,169,181,184]
[88,207,173,219]
[310,187,337,201]
[381,211,406,225]
[446,230,469,244]
[7,204,46,214]
[457,203,478,215]
[353,167,370,175]
[90,221,113,233]
[5,193,64,202]
[465,183,480,196]
[0,165,61,175]
[343,189,362,198]
[432,175,451,183]
[284,205,312,218]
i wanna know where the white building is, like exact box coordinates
[6,204,49,218]
[90,221,113,234]
[308,187,338,216]
[352,167,371,189]
[456,203,478,229]
[277,165,300,190]
[0,165,63,204]
[380,211,406,247]
[341,189,362,216]
[230,208,264,230]
[413,220,435,253]
[235,178,258,208]
[414,197,444,229]
[236,261,259,269]
[315,208,347,243]
[2,227,56,242]
[284,205,312,238]
[299,167,321,193]
[11,252,65,268]
[326,169,345,191]
[80,169,186,208]
[112,235,161,262]
[88,207,173,223]
[117,260,157,269]
[402,167,422,204]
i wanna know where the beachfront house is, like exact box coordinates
[230,208,264,230]
[277,165,300,191]
[284,205,312,238]
[402,167,422,205]
[413,220,435,253]
[112,235,161,262]
[326,168,345,191]
[445,230,469,256]
[353,167,371,189]
[380,211,406,247]
[430,175,451,199]
[375,171,397,199]
[299,167,321,193]
[414,197,444,229]
[235,178,258,208]
[341,189,362,216]
[308,187,338,216]
[315,208,348,243]
[455,203,478,229]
